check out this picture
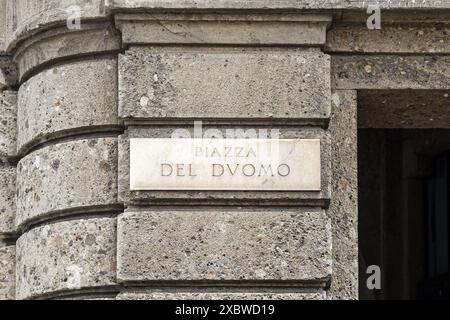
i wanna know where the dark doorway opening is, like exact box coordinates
[358,129,450,299]
[357,89,450,300]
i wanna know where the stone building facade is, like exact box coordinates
[0,0,449,300]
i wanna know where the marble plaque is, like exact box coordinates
[130,138,321,191]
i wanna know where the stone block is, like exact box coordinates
[117,289,326,300]
[116,13,331,46]
[109,0,450,10]
[0,0,6,52]
[16,138,118,229]
[119,47,330,123]
[358,90,450,128]
[8,0,107,49]
[332,55,450,90]
[14,22,120,80]
[118,126,331,206]
[117,209,331,284]
[0,90,16,157]
[0,164,16,235]
[16,218,116,299]
[327,90,358,299]
[0,245,15,300]
[326,24,450,54]
[17,58,118,154]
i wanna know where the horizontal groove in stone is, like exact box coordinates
[17,205,124,235]
[18,49,123,86]
[0,235,18,246]
[30,287,120,301]
[17,126,124,159]
[124,204,329,212]
[13,22,121,81]
[16,137,119,229]
[126,198,330,208]
[118,280,329,288]
[5,13,111,53]
[122,118,330,128]
[117,286,327,300]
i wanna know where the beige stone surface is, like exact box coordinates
[17,58,118,154]
[332,55,450,90]
[116,13,330,46]
[117,289,326,300]
[0,245,15,300]
[117,209,332,283]
[16,138,118,229]
[327,90,358,299]
[109,0,450,10]
[358,90,450,129]
[6,0,107,50]
[119,47,331,122]
[0,163,16,235]
[14,23,120,80]
[326,24,450,54]
[16,218,117,299]
[0,90,16,158]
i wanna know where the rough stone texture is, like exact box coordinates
[116,13,330,46]
[0,245,15,300]
[0,90,16,157]
[16,218,117,299]
[109,0,450,10]
[54,294,117,300]
[14,23,120,80]
[118,209,331,283]
[326,24,450,54]
[0,163,16,235]
[118,127,331,206]
[119,47,330,122]
[358,90,450,128]
[332,55,450,90]
[17,58,118,154]
[0,0,6,52]
[117,289,326,300]
[5,0,107,50]
[0,56,18,87]
[16,138,118,229]
[0,72,6,90]
[327,90,358,299]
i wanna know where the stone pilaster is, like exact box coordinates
[0,0,121,300]
[0,89,17,300]
[114,11,334,299]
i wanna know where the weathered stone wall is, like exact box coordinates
[0,0,448,300]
